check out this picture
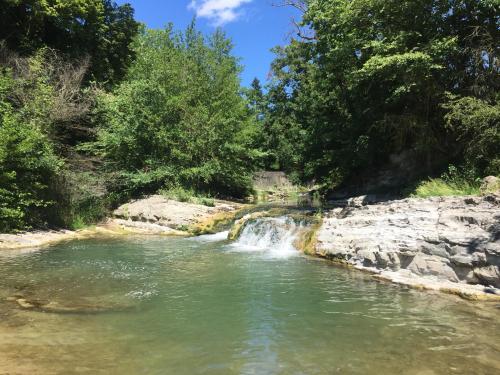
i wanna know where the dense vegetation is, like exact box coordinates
[0,1,259,232]
[90,24,260,198]
[258,0,499,190]
[0,0,138,85]
[0,0,498,232]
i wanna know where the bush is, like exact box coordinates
[198,197,215,207]
[412,179,480,198]
[0,57,62,232]
[70,216,87,230]
[444,96,500,176]
[160,186,193,203]
[0,47,99,232]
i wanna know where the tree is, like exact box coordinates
[265,0,499,187]
[0,0,139,85]
[90,24,260,198]
[0,50,62,231]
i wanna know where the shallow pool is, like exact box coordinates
[0,234,499,374]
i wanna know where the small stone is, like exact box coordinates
[450,255,473,267]
[16,298,35,309]
[474,265,500,288]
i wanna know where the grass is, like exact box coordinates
[253,185,314,204]
[70,215,87,230]
[159,186,215,207]
[411,178,480,198]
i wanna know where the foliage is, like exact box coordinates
[3,0,498,234]
[411,179,480,198]
[0,0,139,86]
[264,0,499,188]
[0,46,104,232]
[56,169,112,228]
[443,96,500,175]
[70,215,87,230]
[410,166,481,197]
[90,24,260,198]
[0,13,259,233]
[0,54,62,231]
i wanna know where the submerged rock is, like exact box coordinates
[12,296,135,314]
[16,298,39,309]
[314,195,500,299]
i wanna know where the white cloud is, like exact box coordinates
[189,0,252,26]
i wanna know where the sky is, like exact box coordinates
[116,0,301,87]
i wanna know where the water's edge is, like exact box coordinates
[1,195,499,301]
[2,234,499,374]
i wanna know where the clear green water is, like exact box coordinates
[1,234,499,374]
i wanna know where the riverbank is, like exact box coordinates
[0,196,245,251]
[1,193,499,301]
[312,194,500,301]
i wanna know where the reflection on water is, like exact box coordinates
[0,235,499,374]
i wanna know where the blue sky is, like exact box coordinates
[116,0,301,87]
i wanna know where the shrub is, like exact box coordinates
[70,216,87,230]
[412,179,480,198]
[0,59,62,232]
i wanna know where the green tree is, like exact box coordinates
[0,0,139,85]
[90,24,260,198]
[0,51,63,231]
[266,0,499,187]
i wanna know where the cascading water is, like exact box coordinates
[230,216,306,258]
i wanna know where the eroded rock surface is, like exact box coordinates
[0,228,119,251]
[315,195,500,297]
[112,195,243,233]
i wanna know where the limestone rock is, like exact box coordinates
[315,195,500,292]
[113,195,243,233]
[474,266,500,288]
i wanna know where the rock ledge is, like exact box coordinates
[314,195,500,299]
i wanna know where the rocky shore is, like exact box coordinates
[314,194,500,300]
[2,192,499,300]
[0,196,245,251]
[110,195,244,233]
[0,228,109,252]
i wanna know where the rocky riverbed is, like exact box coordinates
[313,194,500,300]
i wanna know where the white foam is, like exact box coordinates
[230,217,303,258]
[191,231,229,242]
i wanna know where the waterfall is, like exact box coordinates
[230,216,306,257]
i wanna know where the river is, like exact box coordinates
[0,222,499,374]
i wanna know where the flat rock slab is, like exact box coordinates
[112,195,243,231]
[315,195,500,297]
[0,226,131,252]
[0,230,84,251]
